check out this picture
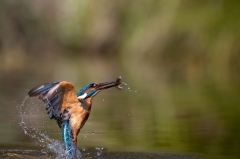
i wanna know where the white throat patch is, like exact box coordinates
[77,93,87,100]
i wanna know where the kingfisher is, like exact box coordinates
[28,76,123,157]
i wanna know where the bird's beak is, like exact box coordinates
[96,81,119,90]
[96,76,122,91]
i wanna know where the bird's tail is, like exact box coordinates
[62,120,76,158]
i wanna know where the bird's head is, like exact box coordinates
[77,80,121,100]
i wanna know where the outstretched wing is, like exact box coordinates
[28,81,79,127]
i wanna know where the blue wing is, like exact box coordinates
[28,82,65,127]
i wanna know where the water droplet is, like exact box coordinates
[84,135,87,138]
[102,99,104,101]
[97,151,101,156]
[82,147,86,151]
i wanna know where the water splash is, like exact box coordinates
[118,82,138,93]
[17,96,81,159]
[95,147,104,156]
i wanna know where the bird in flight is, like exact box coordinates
[28,76,123,157]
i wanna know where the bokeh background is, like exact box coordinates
[0,0,240,158]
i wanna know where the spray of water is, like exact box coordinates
[17,96,81,159]
[117,82,138,93]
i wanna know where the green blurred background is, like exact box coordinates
[0,0,240,158]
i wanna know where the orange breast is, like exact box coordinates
[58,81,80,112]
[58,81,89,139]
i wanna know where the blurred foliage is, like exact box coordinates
[0,0,240,158]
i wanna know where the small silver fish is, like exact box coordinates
[115,76,123,90]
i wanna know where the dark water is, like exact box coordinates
[0,150,48,159]
[0,150,207,159]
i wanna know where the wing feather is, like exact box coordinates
[28,81,79,127]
